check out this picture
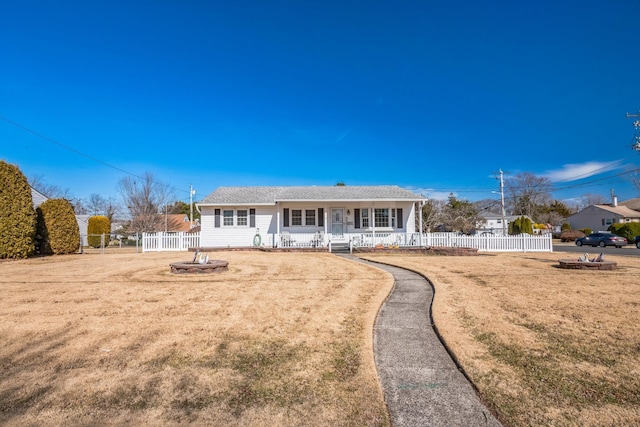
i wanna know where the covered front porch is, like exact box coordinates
[274,231,422,251]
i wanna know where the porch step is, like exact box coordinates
[330,242,350,254]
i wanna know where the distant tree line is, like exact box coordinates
[419,172,607,234]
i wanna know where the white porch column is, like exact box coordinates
[418,201,424,247]
[276,208,281,248]
[371,204,375,243]
[324,209,328,237]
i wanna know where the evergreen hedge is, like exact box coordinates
[609,222,640,242]
[0,161,36,258]
[509,216,533,235]
[88,215,111,248]
[36,199,80,255]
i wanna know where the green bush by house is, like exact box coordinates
[88,215,111,248]
[0,161,36,259]
[579,228,592,235]
[36,199,80,255]
[609,222,640,242]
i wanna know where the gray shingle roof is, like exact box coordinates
[199,186,424,206]
[590,204,640,217]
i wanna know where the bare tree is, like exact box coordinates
[440,194,482,234]
[104,197,122,221]
[28,174,72,199]
[85,193,122,220]
[504,172,553,220]
[580,193,607,206]
[86,193,107,216]
[29,174,85,213]
[71,199,88,215]
[119,172,174,233]
[419,199,444,232]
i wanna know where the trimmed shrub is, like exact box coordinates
[610,223,640,242]
[0,161,36,258]
[561,222,571,231]
[509,216,533,235]
[579,228,592,235]
[88,215,111,248]
[560,230,585,242]
[608,223,625,235]
[36,199,80,255]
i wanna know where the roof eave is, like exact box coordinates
[196,202,276,207]
[276,198,425,203]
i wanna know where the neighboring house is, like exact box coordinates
[619,197,640,211]
[197,186,426,248]
[76,214,90,246]
[153,214,199,233]
[477,212,535,235]
[478,212,509,235]
[31,187,48,208]
[567,203,640,232]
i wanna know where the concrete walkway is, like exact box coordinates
[341,254,502,427]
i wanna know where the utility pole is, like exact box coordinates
[499,169,507,235]
[189,184,195,229]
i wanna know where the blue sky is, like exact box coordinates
[2,0,640,206]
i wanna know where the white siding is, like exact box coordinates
[200,206,276,247]
[200,201,419,247]
[569,206,623,232]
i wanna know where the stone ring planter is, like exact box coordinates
[170,260,229,274]
[558,259,617,270]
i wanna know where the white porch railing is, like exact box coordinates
[278,231,552,252]
[142,232,200,252]
[142,231,553,253]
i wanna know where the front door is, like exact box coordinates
[331,208,344,237]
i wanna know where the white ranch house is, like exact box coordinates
[197,185,425,249]
[142,185,554,253]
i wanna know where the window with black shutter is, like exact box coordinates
[354,208,360,228]
[397,208,403,228]
[250,208,256,227]
[214,209,221,228]
[283,208,290,227]
[318,208,324,227]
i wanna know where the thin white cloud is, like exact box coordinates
[409,187,452,200]
[336,128,352,142]
[543,160,623,182]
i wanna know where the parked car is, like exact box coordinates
[634,236,640,249]
[575,233,627,248]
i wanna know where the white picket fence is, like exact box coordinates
[142,232,200,252]
[142,231,553,253]
[420,232,553,252]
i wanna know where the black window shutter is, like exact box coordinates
[318,208,324,227]
[284,208,289,227]
[354,208,360,229]
[250,208,256,227]
[214,209,221,228]
[397,208,403,228]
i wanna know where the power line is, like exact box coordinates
[0,115,189,195]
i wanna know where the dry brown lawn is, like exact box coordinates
[360,251,640,427]
[0,251,393,426]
